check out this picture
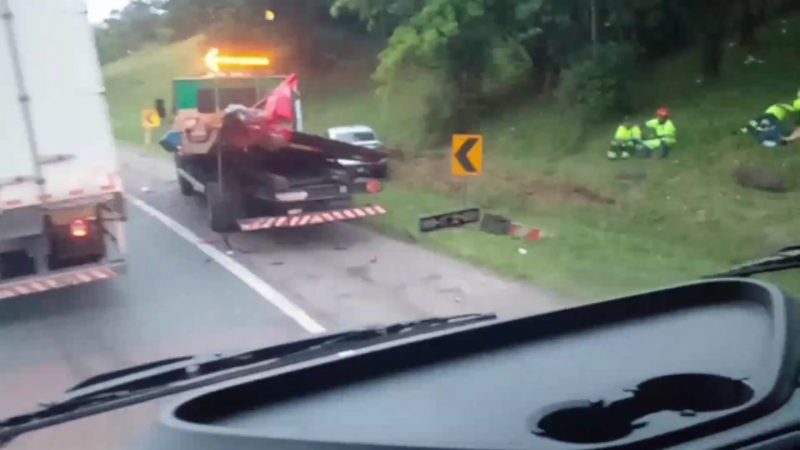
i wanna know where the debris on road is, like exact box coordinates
[480,213,548,242]
[480,214,511,235]
[509,224,543,242]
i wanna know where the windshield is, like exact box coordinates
[2,0,799,449]
[334,131,377,143]
[197,87,259,112]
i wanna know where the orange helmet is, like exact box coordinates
[657,107,671,119]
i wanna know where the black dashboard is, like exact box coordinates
[134,279,800,450]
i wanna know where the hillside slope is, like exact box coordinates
[102,22,800,299]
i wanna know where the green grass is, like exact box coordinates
[359,186,722,300]
[103,23,800,300]
[104,35,207,148]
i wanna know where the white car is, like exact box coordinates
[327,125,388,178]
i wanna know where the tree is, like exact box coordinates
[374,0,501,135]
[94,0,168,64]
[330,0,425,36]
[678,0,733,79]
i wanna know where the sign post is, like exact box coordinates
[141,109,161,145]
[452,134,483,206]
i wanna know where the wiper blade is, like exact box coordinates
[0,313,495,444]
[709,245,800,278]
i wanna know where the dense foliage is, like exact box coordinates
[96,0,799,134]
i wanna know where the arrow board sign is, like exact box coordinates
[419,208,481,233]
[452,134,483,176]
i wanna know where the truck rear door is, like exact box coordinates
[8,0,120,204]
[0,0,39,210]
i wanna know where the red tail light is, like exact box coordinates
[366,179,382,194]
[70,219,89,238]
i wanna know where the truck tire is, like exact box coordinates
[206,182,244,233]
[175,155,194,196]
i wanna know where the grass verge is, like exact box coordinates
[103,24,800,300]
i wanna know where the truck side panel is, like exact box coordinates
[0,1,39,210]
[9,0,120,203]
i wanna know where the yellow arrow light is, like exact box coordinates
[204,48,271,73]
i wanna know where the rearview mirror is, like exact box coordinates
[154,99,166,119]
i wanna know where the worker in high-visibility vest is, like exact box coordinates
[784,90,800,144]
[740,101,796,147]
[741,103,794,136]
[608,118,642,160]
[643,107,677,158]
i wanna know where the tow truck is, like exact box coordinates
[158,48,387,232]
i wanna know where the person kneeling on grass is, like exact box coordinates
[643,107,677,158]
[608,117,643,160]
[739,102,796,148]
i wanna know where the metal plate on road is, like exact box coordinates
[420,208,481,233]
[452,134,483,177]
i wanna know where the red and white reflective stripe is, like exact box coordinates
[238,205,388,231]
[0,266,117,301]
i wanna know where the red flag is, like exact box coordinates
[264,73,298,126]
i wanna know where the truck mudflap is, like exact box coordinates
[0,262,124,300]
[238,205,387,231]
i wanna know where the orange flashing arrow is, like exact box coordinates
[204,48,271,73]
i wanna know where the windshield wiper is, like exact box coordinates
[0,313,495,445]
[709,245,800,278]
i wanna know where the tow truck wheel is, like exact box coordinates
[174,155,194,196]
[206,182,244,233]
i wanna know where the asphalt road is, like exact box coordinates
[0,147,571,450]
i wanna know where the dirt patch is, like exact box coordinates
[395,154,463,194]
[733,165,788,193]
[519,180,616,206]
[393,154,615,207]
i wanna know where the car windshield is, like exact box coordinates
[1,0,799,449]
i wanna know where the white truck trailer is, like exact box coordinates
[0,0,126,300]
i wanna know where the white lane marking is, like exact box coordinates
[126,195,326,334]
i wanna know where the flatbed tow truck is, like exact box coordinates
[159,49,387,232]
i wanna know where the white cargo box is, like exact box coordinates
[0,0,120,211]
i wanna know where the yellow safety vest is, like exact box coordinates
[614,125,642,141]
[766,104,793,121]
[645,119,677,143]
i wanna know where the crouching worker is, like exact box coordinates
[643,107,677,158]
[739,102,795,147]
[608,118,642,160]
